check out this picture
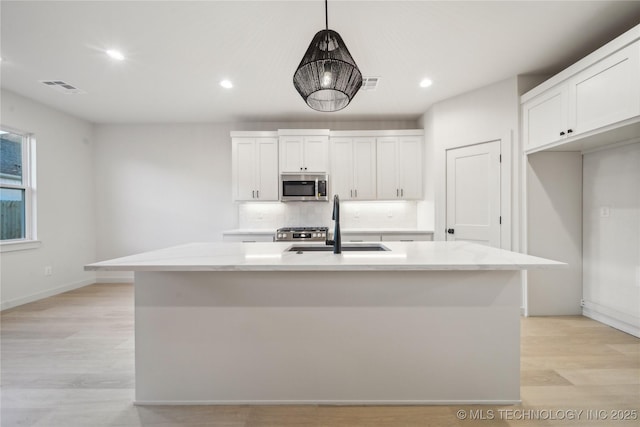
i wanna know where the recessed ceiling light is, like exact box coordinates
[220,80,233,89]
[106,49,125,61]
[419,78,433,88]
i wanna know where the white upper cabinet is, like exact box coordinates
[376,136,422,200]
[398,136,423,199]
[279,132,329,173]
[231,135,278,202]
[330,137,376,200]
[569,42,640,135]
[522,85,569,150]
[522,28,640,153]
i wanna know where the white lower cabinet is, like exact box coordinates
[342,232,433,242]
[223,233,274,242]
[341,233,382,242]
[380,233,433,242]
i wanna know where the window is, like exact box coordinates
[1,128,37,249]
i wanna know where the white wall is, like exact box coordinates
[0,90,96,309]
[237,200,419,230]
[582,142,640,335]
[526,152,583,316]
[420,77,520,248]
[93,120,418,281]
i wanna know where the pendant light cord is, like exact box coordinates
[325,0,328,30]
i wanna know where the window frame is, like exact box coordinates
[0,126,39,252]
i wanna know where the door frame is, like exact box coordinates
[438,132,512,251]
[445,140,502,247]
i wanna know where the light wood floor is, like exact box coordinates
[1,283,638,427]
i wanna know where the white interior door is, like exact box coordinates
[446,141,501,247]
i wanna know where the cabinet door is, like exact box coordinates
[341,233,381,242]
[522,85,568,150]
[223,233,274,242]
[380,233,433,242]
[352,137,377,199]
[569,41,640,135]
[376,137,399,199]
[398,136,422,199]
[279,136,304,172]
[255,138,279,201]
[331,137,354,199]
[232,138,256,201]
[303,136,329,172]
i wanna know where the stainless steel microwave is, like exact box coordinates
[280,173,329,202]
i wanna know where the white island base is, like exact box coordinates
[134,269,521,405]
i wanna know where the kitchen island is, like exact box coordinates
[86,241,562,405]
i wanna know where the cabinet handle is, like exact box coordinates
[350,190,353,198]
[567,129,573,134]
[300,167,303,171]
[355,189,358,198]
[560,131,565,136]
[396,189,399,197]
[256,190,259,199]
[401,189,404,197]
[252,190,255,198]
[447,228,455,234]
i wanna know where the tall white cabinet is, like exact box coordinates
[231,132,279,202]
[521,24,640,336]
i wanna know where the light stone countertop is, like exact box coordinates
[85,241,563,272]
[222,228,434,235]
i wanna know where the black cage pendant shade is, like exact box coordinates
[293,0,363,112]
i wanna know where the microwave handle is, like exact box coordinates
[315,178,319,200]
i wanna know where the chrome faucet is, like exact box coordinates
[325,194,341,254]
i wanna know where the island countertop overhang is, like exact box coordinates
[85,241,564,272]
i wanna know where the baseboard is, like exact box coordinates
[95,272,134,283]
[582,301,640,338]
[134,399,522,406]
[1,277,95,311]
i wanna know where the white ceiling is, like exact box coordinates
[2,1,640,124]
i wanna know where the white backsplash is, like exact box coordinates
[238,201,418,229]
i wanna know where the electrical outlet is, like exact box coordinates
[44,266,53,276]
[354,210,360,219]
[387,210,393,218]
[600,206,610,218]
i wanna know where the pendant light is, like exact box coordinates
[293,0,363,112]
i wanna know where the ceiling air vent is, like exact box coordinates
[361,77,380,91]
[39,80,86,94]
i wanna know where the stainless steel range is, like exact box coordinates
[275,226,328,242]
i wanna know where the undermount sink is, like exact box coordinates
[286,243,390,253]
